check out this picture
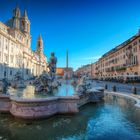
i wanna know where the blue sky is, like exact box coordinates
[1,0,140,70]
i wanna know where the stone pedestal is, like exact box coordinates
[10,96,79,119]
[0,95,11,113]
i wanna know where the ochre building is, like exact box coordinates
[76,29,140,79]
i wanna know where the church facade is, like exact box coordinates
[0,6,48,80]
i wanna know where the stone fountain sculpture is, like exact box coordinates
[75,73,104,106]
[34,52,61,93]
[48,52,57,81]
[48,52,61,88]
[76,73,92,94]
[34,71,52,92]
[11,71,25,88]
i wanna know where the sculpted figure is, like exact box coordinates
[48,52,57,81]
[76,73,92,94]
[34,53,61,93]
[34,71,52,93]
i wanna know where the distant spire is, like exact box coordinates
[15,1,20,11]
[66,49,68,69]
[37,34,43,54]
[16,0,18,8]
[23,10,28,19]
[13,2,20,18]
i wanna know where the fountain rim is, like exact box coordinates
[9,95,79,103]
[104,91,140,108]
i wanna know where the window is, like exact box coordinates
[4,71,6,77]
[5,45,8,50]
[10,70,12,75]
[133,41,137,46]
[5,54,8,62]
[26,69,28,75]
[136,56,138,64]
[10,55,13,63]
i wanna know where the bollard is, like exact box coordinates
[105,84,108,90]
[132,87,137,94]
[112,85,116,92]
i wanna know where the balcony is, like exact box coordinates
[125,61,138,68]
[116,67,126,71]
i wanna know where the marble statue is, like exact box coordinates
[11,71,25,88]
[34,53,60,93]
[76,73,92,94]
[34,71,52,93]
[48,52,57,81]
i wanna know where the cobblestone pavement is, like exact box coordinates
[92,80,140,94]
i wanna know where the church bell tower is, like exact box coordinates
[21,10,30,34]
[12,5,20,29]
[36,35,43,55]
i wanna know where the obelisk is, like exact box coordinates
[65,49,68,80]
[66,49,68,69]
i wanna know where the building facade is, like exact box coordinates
[76,29,140,80]
[75,64,92,77]
[0,6,48,80]
[56,67,73,79]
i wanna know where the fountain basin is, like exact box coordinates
[0,81,104,119]
[10,96,79,119]
[0,95,11,113]
[0,90,104,119]
[77,89,104,107]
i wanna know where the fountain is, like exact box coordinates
[0,53,104,119]
[5,52,78,119]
